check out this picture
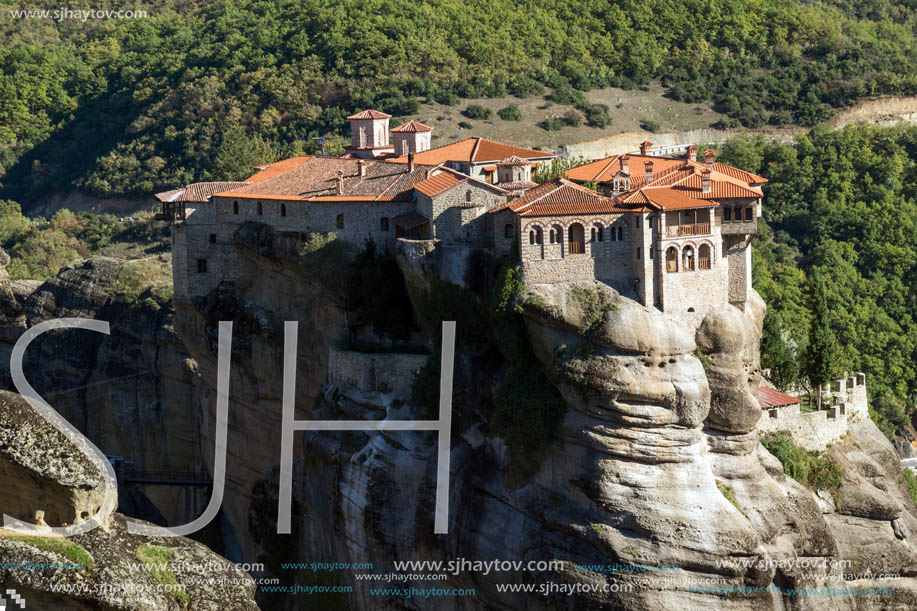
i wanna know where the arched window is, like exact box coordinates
[567,223,585,254]
[381,217,389,231]
[337,214,344,229]
[257,201,263,216]
[529,226,543,245]
[466,190,472,202]
[617,226,623,241]
[683,245,695,271]
[550,224,563,244]
[666,246,678,272]
[504,224,514,238]
[592,223,604,242]
[233,201,239,215]
[699,243,711,269]
[281,203,287,217]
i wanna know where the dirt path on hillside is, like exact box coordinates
[561,96,917,160]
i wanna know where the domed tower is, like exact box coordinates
[391,121,433,156]
[496,156,532,184]
[345,109,394,158]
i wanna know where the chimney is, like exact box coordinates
[701,169,711,194]
[357,159,366,177]
[408,152,415,172]
[621,155,629,174]
[640,141,652,155]
[644,160,654,182]
[703,148,715,171]
[686,144,698,160]
[336,169,344,194]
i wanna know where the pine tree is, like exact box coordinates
[803,270,837,408]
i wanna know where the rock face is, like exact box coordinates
[0,389,259,610]
[5,232,917,610]
[0,256,208,527]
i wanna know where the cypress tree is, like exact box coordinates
[803,270,837,409]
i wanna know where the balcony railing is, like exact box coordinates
[665,222,710,238]
[699,257,711,270]
[666,260,678,272]
[568,241,584,254]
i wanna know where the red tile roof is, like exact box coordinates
[496,179,648,217]
[217,157,435,202]
[498,155,532,167]
[155,182,251,203]
[346,109,391,120]
[565,151,767,213]
[388,137,553,166]
[246,157,312,183]
[757,387,801,409]
[391,120,432,133]
[413,171,466,197]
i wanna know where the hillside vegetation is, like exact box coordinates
[3,0,917,204]
[715,124,917,436]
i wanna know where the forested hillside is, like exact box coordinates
[3,0,917,203]
[716,125,917,437]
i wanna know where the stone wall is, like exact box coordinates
[758,373,870,451]
[418,182,506,246]
[519,214,640,296]
[327,347,429,398]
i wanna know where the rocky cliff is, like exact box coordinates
[4,230,917,610]
[0,389,259,610]
[0,254,208,528]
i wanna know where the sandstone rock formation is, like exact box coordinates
[0,389,259,610]
[4,231,917,610]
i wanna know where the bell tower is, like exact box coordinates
[391,121,433,156]
[345,109,394,158]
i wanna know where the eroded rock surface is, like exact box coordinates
[0,389,259,610]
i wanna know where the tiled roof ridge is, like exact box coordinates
[391,120,433,133]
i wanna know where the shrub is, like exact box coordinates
[761,432,843,492]
[462,104,492,120]
[549,86,585,106]
[582,103,611,128]
[457,120,473,129]
[539,117,565,131]
[562,109,582,127]
[108,256,173,303]
[497,104,522,121]
[640,118,661,133]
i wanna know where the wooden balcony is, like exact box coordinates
[699,257,711,270]
[568,241,584,254]
[666,260,678,272]
[665,222,710,238]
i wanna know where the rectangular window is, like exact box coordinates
[745,207,753,221]
[637,248,641,260]
[209,234,216,244]
[649,247,653,259]
[197,259,207,273]
[724,207,732,222]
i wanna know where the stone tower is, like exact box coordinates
[496,156,532,184]
[345,109,394,158]
[391,121,433,156]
